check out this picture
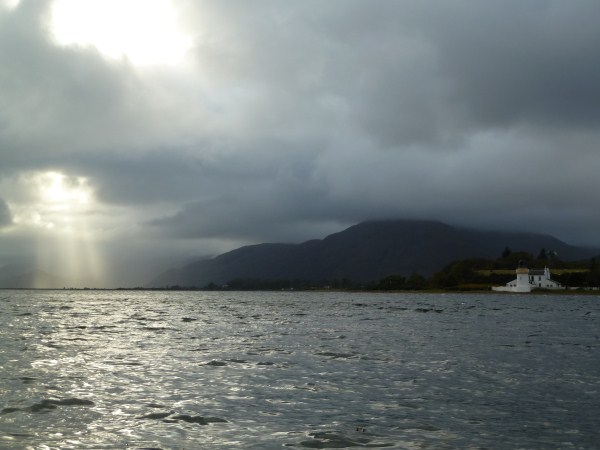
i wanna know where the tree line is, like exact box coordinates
[371,248,600,291]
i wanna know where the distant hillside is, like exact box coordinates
[0,268,69,289]
[148,220,599,288]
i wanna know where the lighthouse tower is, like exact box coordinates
[514,260,532,292]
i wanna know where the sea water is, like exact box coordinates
[0,290,599,449]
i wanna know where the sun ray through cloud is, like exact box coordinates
[5,171,107,287]
[49,0,192,66]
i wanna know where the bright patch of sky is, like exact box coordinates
[50,0,192,66]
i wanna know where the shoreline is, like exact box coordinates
[1,287,599,295]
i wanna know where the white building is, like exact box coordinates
[492,261,563,293]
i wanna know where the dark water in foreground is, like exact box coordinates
[0,290,599,449]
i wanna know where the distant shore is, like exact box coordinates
[1,287,599,295]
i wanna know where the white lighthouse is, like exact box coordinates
[493,260,563,293]
[514,260,532,292]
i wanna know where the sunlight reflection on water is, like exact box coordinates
[1,290,599,448]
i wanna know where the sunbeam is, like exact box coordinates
[9,171,106,287]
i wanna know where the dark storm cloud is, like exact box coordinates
[180,1,600,149]
[430,1,600,131]
[150,174,336,243]
[351,1,600,141]
[351,1,600,145]
[151,0,600,246]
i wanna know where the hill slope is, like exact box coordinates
[0,269,69,289]
[149,220,598,287]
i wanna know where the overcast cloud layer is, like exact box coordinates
[1,0,599,287]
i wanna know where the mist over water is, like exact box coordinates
[1,290,598,449]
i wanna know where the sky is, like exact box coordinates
[1,0,599,287]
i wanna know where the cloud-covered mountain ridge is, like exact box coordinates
[149,220,598,288]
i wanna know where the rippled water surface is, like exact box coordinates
[1,290,599,449]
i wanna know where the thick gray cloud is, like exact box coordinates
[0,198,12,228]
[0,0,599,286]
[429,2,600,132]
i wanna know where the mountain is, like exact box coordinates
[149,220,599,288]
[0,267,69,289]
